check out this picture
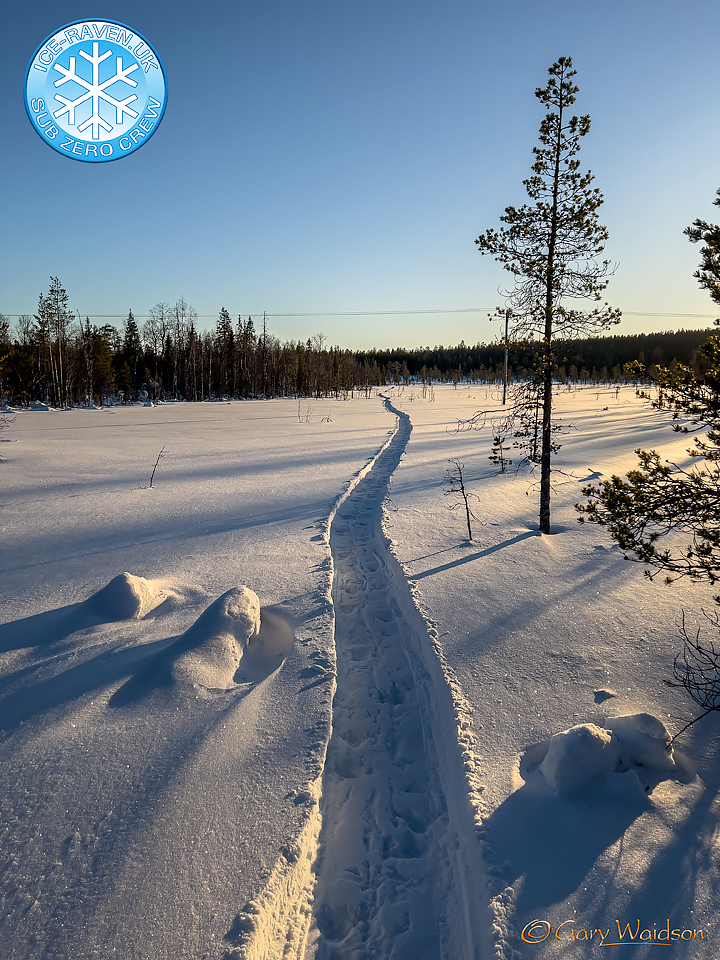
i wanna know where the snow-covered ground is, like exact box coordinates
[1,386,718,959]
[385,383,720,958]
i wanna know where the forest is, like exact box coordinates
[0,278,715,406]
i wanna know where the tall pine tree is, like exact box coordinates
[476,57,620,532]
[36,277,74,407]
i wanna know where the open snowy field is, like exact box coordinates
[1,385,718,959]
[385,383,720,958]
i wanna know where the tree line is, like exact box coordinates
[0,283,388,406]
[0,281,713,407]
[357,327,715,386]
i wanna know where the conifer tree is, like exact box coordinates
[578,189,720,592]
[36,277,73,407]
[216,307,234,397]
[684,188,720,319]
[122,310,142,397]
[579,191,720,739]
[475,57,620,532]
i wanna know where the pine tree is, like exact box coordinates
[579,190,720,740]
[578,189,720,592]
[122,310,142,398]
[684,188,720,319]
[216,307,234,397]
[36,277,73,407]
[237,316,256,398]
[475,57,620,533]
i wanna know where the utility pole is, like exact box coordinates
[261,311,268,397]
[490,307,512,404]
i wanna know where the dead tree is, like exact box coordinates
[443,459,482,541]
[666,611,720,744]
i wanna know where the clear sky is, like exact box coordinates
[2,0,719,349]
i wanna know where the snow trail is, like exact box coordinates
[305,400,488,959]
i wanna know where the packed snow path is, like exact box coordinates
[306,400,486,960]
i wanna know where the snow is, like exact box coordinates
[537,714,678,797]
[2,386,719,958]
[385,383,720,958]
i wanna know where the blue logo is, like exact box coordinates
[24,20,167,162]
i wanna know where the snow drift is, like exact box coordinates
[540,713,677,796]
[82,571,163,621]
[171,586,261,689]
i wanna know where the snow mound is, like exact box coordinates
[540,714,675,796]
[82,572,162,620]
[541,723,618,795]
[606,712,676,773]
[172,586,261,689]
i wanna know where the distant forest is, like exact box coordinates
[0,281,716,405]
[356,327,717,385]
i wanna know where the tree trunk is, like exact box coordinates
[539,356,553,533]
[538,71,565,534]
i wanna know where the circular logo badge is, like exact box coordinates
[24,19,167,162]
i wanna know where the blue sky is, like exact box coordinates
[2,0,719,349]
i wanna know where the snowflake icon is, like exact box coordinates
[53,41,140,140]
[25,19,168,162]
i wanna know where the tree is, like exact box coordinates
[36,277,73,407]
[122,310,142,398]
[579,334,720,588]
[578,190,720,593]
[216,307,235,397]
[475,57,620,533]
[578,190,720,739]
[684,188,720,318]
[443,459,481,541]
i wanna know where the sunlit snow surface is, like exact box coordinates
[0,398,391,960]
[386,383,720,959]
[1,386,719,959]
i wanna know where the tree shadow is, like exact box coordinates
[411,530,541,579]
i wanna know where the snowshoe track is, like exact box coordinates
[305,400,487,960]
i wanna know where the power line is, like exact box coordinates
[1,308,716,320]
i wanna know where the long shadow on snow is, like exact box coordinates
[584,721,720,940]
[0,634,180,731]
[0,603,93,653]
[410,531,541,579]
[481,776,650,913]
[4,442,389,505]
[0,612,280,729]
[6,499,332,577]
[0,592,166,654]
